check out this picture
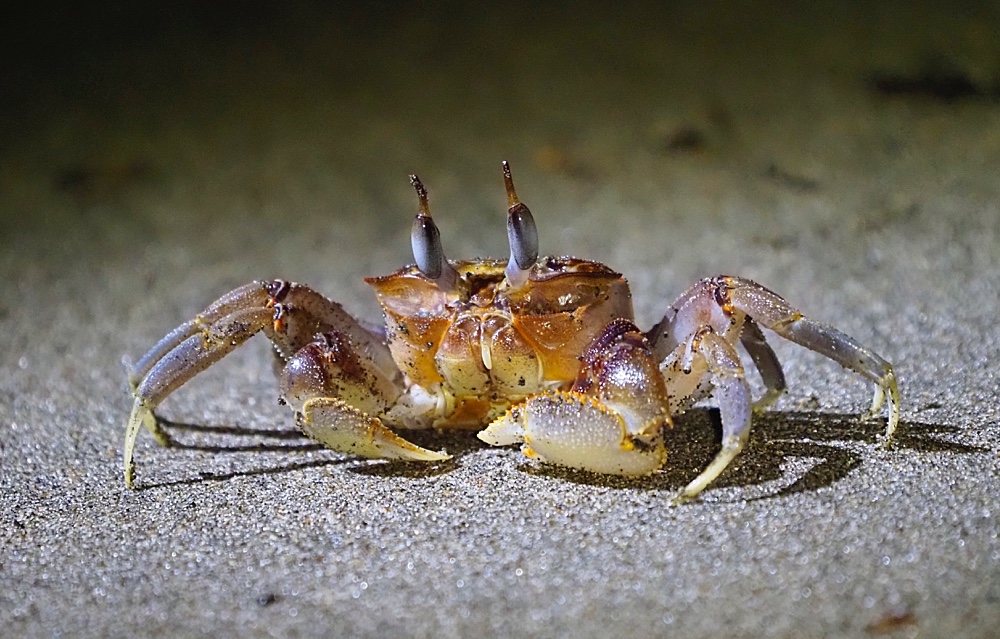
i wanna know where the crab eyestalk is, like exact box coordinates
[409,174,458,290]
[502,161,538,288]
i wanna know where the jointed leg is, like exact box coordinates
[126,282,271,390]
[723,276,899,441]
[125,304,274,487]
[739,317,787,411]
[670,329,753,503]
[653,276,899,443]
[124,280,406,488]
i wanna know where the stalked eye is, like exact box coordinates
[409,174,458,290]
[502,161,539,288]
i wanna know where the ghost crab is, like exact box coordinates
[124,161,899,501]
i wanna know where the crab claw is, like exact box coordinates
[479,392,666,476]
[299,398,450,462]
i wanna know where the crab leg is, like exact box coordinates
[739,317,787,411]
[124,280,417,488]
[668,329,752,502]
[126,282,270,390]
[125,305,274,487]
[652,276,899,442]
[722,276,899,440]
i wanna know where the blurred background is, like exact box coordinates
[4,1,998,324]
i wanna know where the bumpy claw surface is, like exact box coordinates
[479,391,667,476]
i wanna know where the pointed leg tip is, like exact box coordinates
[149,416,175,448]
[882,410,899,448]
[670,489,696,506]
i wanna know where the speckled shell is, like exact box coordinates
[365,257,633,421]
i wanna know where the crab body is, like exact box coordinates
[124,163,899,501]
[365,257,632,427]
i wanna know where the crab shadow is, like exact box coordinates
[136,417,471,490]
[523,409,987,500]
[139,410,985,497]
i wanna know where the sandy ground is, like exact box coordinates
[2,2,999,637]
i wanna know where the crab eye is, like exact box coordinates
[508,203,538,270]
[502,161,538,286]
[409,174,458,289]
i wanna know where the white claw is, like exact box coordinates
[480,392,666,476]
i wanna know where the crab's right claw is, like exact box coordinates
[299,398,450,463]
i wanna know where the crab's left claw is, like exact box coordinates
[480,391,666,476]
[480,319,672,476]
[299,398,450,463]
